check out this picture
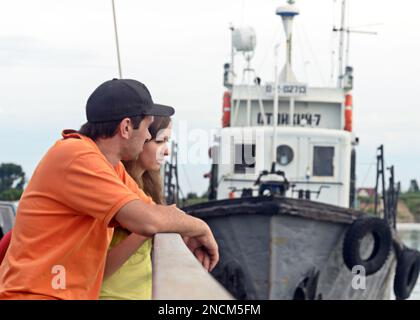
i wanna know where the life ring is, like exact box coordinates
[221,91,231,128]
[394,248,420,300]
[343,217,392,275]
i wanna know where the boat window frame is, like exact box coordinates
[276,144,294,166]
[309,142,338,181]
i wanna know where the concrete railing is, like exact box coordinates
[152,233,233,300]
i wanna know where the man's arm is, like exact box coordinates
[114,200,219,271]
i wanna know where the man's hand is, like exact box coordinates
[193,247,211,271]
[183,231,219,272]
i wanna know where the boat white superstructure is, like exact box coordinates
[210,0,356,208]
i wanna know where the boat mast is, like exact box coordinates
[229,23,235,88]
[272,0,299,164]
[334,1,377,91]
[272,44,280,164]
[337,0,346,88]
[111,0,123,78]
[276,0,299,83]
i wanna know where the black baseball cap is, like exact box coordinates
[86,78,175,123]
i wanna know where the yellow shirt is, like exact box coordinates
[99,228,152,300]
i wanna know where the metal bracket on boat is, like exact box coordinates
[228,186,257,198]
[291,185,331,200]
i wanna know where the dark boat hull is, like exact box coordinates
[184,196,396,300]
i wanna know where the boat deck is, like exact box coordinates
[184,196,364,225]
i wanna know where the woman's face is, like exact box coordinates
[137,122,172,171]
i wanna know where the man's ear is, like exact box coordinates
[118,118,132,140]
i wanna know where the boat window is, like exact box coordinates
[234,144,256,174]
[276,145,294,166]
[313,146,334,177]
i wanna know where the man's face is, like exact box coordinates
[122,116,154,161]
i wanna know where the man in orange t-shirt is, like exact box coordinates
[0,79,219,299]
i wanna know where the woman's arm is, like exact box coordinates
[103,232,149,280]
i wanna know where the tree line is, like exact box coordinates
[0,163,25,201]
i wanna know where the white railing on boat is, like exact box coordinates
[152,233,234,300]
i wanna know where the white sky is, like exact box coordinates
[0,0,419,196]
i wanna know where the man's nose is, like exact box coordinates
[146,130,152,141]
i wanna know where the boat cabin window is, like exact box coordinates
[313,146,334,177]
[276,145,294,166]
[234,144,256,174]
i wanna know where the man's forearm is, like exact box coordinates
[115,200,208,238]
[115,200,219,271]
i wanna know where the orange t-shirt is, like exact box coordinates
[0,130,152,300]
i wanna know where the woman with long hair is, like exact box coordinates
[99,116,172,300]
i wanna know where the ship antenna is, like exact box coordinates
[333,0,378,89]
[337,0,346,88]
[111,0,123,78]
[229,23,235,87]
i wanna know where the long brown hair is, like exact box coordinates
[123,116,171,205]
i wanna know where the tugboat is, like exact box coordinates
[182,1,420,299]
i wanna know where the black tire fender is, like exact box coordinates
[394,248,420,300]
[343,217,392,276]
